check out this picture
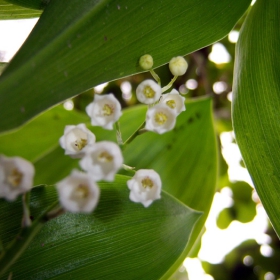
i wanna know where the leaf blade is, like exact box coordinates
[0,176,201,279]
[0,0,41,19]
[232,0,280,236]
[0,0,251,133]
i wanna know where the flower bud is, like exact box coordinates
[139,54,154,70]
[169,56,188,76]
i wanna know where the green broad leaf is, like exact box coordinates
[0,176,201,280]
[0,63,7,74]
[5,0,46,10]
[0,105,88,162]
[0,0,41,19]
[0,0,251,133]
[232,0,280,237]
[116,97,217,278]
[0,97,217,277]
[217,181,256,229]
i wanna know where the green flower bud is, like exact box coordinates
[139,54,154,70]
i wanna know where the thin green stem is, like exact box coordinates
[0,201,60,278]
[21,193,31,228]
[122,164,136,174]
[149,69,161,86]
[115,121,123,145]
[161,75,178,93]
[122,121,146,148]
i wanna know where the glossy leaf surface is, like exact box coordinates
[0,0,251,133]
[232,0,280,236]
[0,0,40,19]
[0,177,201,279]
[119,98,217,277]
[0,97,217,277]
[6,0,46,10]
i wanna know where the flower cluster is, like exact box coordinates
[57,93,124,212]
[2,55,189,216]
[136,56,187,134]
[58,90,162,213]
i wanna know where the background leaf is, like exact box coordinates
[5,0,46,10]
[93,97,218,277]
[0,176,201,279]
[217,181,256,229]
[0,105,88,161]
[0,0,41,19]
[232,0,280,236]
[0,0,251,133]
[0,97,217,277]
[122,98,217,278]
[0,62,7,74]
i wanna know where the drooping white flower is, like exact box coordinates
[160,89,186,116]
[127,169,162,207]
[139,54,154,70]
[0,155,35,201]
[59,123,96,158]
[86,94,122,130]
[79,141,123,182]
[56,170,100,213]
[169,56,188,76]
[136,79,162,104]
[145,103,176,134]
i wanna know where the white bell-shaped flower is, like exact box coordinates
[169,56,188,76]
[79,141,123,182]
[56,170,100,213]
[127,169,162,207]
[136,79,162,104]
[145,103,176,134]
[160,89,186,116]
[86,93,122,130]
[0,155,35,201]
[59,123,96,158]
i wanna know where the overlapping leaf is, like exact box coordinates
[0,177,201,279]
[0,0,41,19]
[0,0,251,133]
[117,97,217,277]
[232,0,280,236]
[6,0,46,10]
[0,97,217,277]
